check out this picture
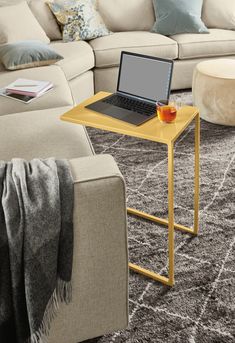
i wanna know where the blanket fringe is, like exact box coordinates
[27,279,72,343]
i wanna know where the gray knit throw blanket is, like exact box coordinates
[0,158,74,343]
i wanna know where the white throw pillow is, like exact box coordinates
[0,1,50,44]
[202,0,235,30]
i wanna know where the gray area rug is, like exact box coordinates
[86,92,235,343]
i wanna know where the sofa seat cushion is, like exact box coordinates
[89,31,178,68]
[0,107,94,161]
[51,41,95,81]
[171,29,235,60]
[0,65,73,115]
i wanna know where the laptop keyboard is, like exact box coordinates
[103,94,156,116]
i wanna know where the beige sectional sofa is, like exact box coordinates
[1,0,235,116]
[93,0,235,92]
[0,0,235,342]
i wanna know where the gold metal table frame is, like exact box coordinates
[128,117,200,286]
[61,92,200,287]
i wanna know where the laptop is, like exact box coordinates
[86,51,174,126]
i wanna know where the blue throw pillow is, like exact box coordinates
[0,40,63,71]
[152,0,209,36]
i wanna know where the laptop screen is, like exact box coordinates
[117,52,173,103]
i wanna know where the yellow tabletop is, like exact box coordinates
[61,92,199,145]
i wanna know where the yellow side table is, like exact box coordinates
[61,92,200,287]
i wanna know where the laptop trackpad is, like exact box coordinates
[87,102,148,125]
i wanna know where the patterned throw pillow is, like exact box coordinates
[47,0,110,42]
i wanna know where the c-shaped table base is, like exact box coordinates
[128,114,200,287]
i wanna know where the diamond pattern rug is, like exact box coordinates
[85,92,235,343]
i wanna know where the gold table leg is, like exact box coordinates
[128,115,200,286]
[168,142,175,286]
[194,113,200,235]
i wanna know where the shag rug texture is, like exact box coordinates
[85,92,235,343]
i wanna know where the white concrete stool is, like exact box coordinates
[192,59,235,126]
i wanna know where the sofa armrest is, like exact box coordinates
[70,153,122,182]
[48,154,128,343]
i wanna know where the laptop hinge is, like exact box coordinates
[116,91,156,105]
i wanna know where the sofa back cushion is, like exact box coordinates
[0,0,24,4]
[29,0,62,40]
[202,0,235,30]
[98,0,155,32]
[0,0,62,41]
[0,1,50,44]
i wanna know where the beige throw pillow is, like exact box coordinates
[202,0,235,30]
[0,1,50,44]
[29,0,62,40]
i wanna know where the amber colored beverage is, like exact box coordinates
[157,105,177,123]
